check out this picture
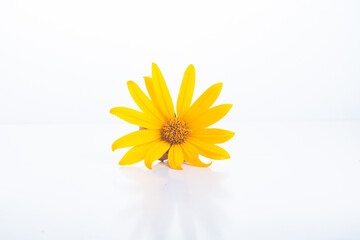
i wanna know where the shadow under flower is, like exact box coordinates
[117,162,227,240]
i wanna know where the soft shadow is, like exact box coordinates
[118,162,227,240]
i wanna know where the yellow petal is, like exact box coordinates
[168,144,184,170]
[151,63,175,118]
[112,129,161,151]
[143,76,163,115]
[127,81,165,123]
[144,140,171,169]
[176,64,195,118]
[188,104,233,130]
[186,137,230,160]
[190,128,235,144]
[181,142,212,167]
[118,141,154,165]
[183,83,223,122]
[110,107,162,129]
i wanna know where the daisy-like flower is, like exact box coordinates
[110,63,234,170]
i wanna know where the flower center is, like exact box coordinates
[161,117,190,145]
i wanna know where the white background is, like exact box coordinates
[1,0,360,240]
[1,0,359,123]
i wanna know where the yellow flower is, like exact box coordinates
[110,63,234,170]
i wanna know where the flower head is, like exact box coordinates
[110,63,234,170]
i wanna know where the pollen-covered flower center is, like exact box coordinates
[161,118,190,145]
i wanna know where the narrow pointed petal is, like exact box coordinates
[151,63,175,118]
[183,83,223,122]
[188,104,233,130]
[187,137,230,160]
[118,141,154,165]
[110,107,162,129]
[168,144,184,170]
[176,64,195,118]
[112,129,161,151]
[127,81,165,122]
[181,142,212,167]
[143,76,163,115]
[190,128,235,144]
[144,140,171,169]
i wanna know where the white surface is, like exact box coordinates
[1,121,360,239]
[1,0,360,123]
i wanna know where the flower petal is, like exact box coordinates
[144,140,171,169]
[127,81,165,123]
[190,128,235,144]
[110,107,162,129]
[181,142,212,167]
[186,137,230,160]
[151,63,175,118]
[188,104,232,130]
[183,83,223,122]
[112,129,161,151]
[118,141,154,165]
[143,76,163,116]
[176,64,195,118]
[168,144,184,170]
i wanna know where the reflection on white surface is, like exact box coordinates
[0,121,360,239]
[117,163,226,240]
